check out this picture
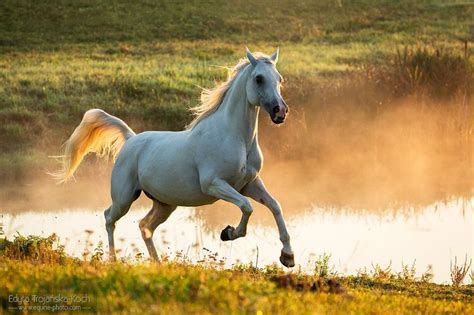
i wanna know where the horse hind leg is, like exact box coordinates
[104,189,141,261]
[139,199,176,261]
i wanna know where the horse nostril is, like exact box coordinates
[273,106,280,114]
[285,107,289,114]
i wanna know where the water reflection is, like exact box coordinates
[2,197,472,284]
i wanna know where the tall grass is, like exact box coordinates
[363,44,472,99]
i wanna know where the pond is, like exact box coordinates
[3,196,472,284]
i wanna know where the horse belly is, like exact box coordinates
[139,155,216,207]
[143,176,217,207]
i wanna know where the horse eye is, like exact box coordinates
[255,75,264,84]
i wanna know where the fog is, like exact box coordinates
[2,89,472,230]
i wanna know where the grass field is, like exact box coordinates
[1,234,473,314]
[0,0,472,185]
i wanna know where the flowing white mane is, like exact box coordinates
[186,53,273,129]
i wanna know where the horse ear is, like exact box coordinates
[270,47,279,63]
[246,47,257,66]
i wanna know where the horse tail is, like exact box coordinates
[51,109,136,183]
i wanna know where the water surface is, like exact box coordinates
[3,197,472,284]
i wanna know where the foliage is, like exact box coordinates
[371,261,394,280]
[0,234,473,314]
[420,265,434,283]
[0,233,69,264]
[90,241,105,264]
[399,260,417,281]
[314,253,334,278]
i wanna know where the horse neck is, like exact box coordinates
[216,67,259,148]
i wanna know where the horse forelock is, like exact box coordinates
[186,53,272,129]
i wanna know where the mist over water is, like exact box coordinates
[2,101,471,214]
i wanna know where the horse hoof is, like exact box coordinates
[220,225,235,241]
[279,250,295,268]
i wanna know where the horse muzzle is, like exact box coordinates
[271,115,286,124]
[269,101,288,124]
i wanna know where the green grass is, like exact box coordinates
[3,260,473,314]
[0,234,473,314]
[1,0,472,49]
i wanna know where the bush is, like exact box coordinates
[0,233,68,264]
[363,44,472,99]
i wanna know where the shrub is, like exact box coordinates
[314,253,333,278]
[362,44,472,99]
[398,260,417,281]
[0,233,68,264]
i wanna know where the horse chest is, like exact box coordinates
[231,147,262,189]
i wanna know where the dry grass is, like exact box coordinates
[362,43,473,99]
[450,255,472,287]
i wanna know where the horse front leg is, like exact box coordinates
[202,178,253,241]
[242,176,295,268]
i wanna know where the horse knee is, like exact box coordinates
[239,199,253,216]
[104,208,115,232]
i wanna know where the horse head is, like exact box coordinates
[245,47,289,124]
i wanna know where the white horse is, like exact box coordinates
[54,48,295,267]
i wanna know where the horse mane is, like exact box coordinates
[186,53,272,129]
